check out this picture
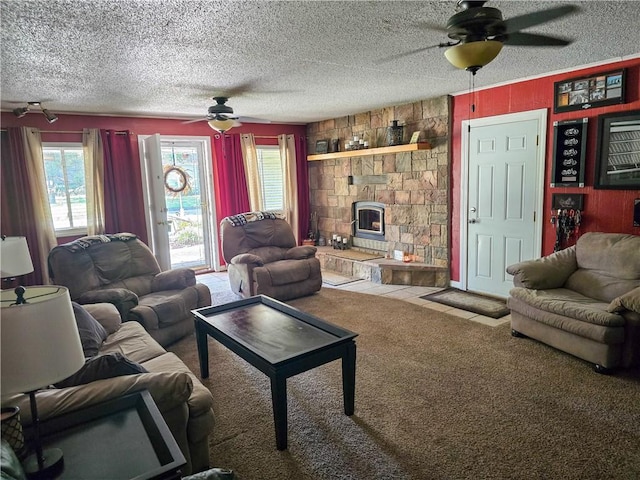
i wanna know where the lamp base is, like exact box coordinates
[23,447,64,479]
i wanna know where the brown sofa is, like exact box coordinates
[0,303,215,476]
[220,212,322,301]
[48,233,211,346]
[506,232,640,373]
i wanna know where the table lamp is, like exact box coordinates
[1,286,85,479]
[0,236,35,304]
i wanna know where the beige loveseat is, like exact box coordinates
[507,232,640,373]
[220,212,322,300]
[1,303,214,475]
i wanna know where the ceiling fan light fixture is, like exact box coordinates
[208,118,236,133]
[444,40,503,72]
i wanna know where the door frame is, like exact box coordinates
[138,135,220,271]
[458,108,547,292]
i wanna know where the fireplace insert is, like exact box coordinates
[353,202,384,240]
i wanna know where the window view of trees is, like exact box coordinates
[43,144,87,233]
[256,146,284,211]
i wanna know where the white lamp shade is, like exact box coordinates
[0,237,34,278]
[444,40,503,71]
[1,286,84,395]
[208,118,237,133]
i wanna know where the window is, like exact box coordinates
[256,146,284,211]
[42,143,87,235]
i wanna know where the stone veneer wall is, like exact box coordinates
[306,96,450,268]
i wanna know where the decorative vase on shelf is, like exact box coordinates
[386,120,404,146]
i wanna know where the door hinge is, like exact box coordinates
[536,135,539,146]
[533,211,536,222]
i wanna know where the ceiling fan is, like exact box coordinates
[184,96,270,133]
[389,0,579,73]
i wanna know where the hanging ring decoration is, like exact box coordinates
[163,165,191,195]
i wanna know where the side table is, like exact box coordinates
[23,389,185,480]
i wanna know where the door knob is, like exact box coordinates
[470,207,477,213]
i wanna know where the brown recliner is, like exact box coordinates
[48,233,211,346]
[220,212,322,301]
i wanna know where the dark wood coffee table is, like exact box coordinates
[192,295,358,450]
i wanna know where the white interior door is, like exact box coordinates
[462,110,546,298]
[142,134,171,270]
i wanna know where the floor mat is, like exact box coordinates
[420,288,510,318]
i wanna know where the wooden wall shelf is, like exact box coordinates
[307,142,432,161]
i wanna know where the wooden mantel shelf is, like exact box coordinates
[307,142,431,161]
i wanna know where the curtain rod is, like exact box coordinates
[0,129,129,134]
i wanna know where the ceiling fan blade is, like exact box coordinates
[504,31,573,47]
[182,117,206,124]
[375,43,453,64]
[412,21,449,33]
[504,5,578,34]
[237,116,271,124]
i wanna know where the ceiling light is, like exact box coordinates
[444,40,503,73]
[208,118,236,133]
[41,108,58,123]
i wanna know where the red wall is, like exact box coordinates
[0,112,306,144]
[0,113,307,244]
[450,58,640,282]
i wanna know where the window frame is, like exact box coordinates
[255,145,285,212]
[42,142,88,237]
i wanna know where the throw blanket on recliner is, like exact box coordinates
[225,211,286,227]
[59,233,138,253]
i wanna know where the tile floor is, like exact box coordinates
[197,270,511,327]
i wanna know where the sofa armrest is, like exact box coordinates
[285,245,317,260]
[230,253,264,266]
[506,246,577,289]
[76,288,139,320]
[83,302,122,334]
[8,371,193,426]
[151,268,196,291]
[608,286,640,314]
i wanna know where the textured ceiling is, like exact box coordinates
[1,1,639,124]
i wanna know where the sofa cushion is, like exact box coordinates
[72,301,108,358]
[569,233,640,302]
[134,288,199,328]
[257,260,312,286]
[83,302,122,334]
[509,287,624,327]
[54,352,148,388]
[141,353,214,420]
[248,246,287,264]
[100,321,166,363]
[576,232,640,279]
[608,286,640,313]
[507,295,625,345]
[506,246,577,290]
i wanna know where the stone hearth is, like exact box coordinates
[317,247,448,287]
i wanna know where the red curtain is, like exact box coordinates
[0,129,45,285]
[295,135,311,242]
[212,133,250,221]
[101,130,148,244]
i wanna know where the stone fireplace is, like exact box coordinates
[306,95,451,270]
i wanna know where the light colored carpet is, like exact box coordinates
[170,288,640,480]
[421,287,510,318]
